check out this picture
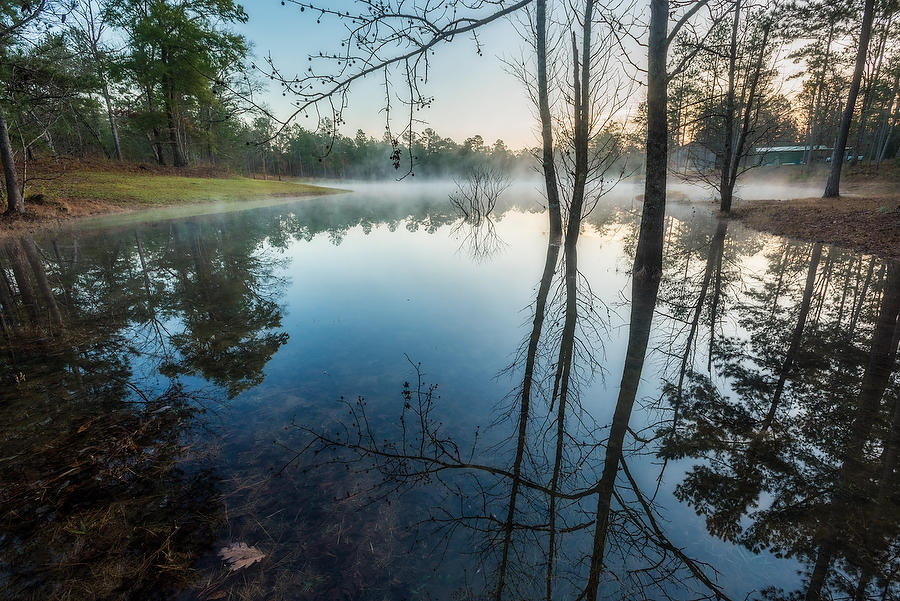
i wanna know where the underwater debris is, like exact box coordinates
[218,542,266,571]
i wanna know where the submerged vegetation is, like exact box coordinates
[1,383,220,600]
[0,0,898,600]
[0,191,896,600]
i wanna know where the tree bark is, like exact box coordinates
[719,0,740,213]
[633,0,669,281]
[0,111,23,214]
[823,0,876,198]
[102,78,123,161]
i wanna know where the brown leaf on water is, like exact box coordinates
[218,542,265,571]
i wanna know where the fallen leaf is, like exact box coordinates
[218,542,265,571]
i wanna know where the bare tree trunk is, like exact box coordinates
[160,52,187,168]
[584,271,661,601]
[806,24,835,169]
[824,0,876,198]
[853,15,891,162]
[719,0,740,213]
[0,260,19,330]
[723,19,772,212]
[806,261,900,601]
[875,69,899,168]
[849,256,876,340]
[814,249,834,325]
[144,86,166,166]
[769,243,790,320]
[101,78,123,161]
[853,378,900,601]
[708,221,726,371]
[837,255,855,327]
[51,239,75,312]
[676,220,727,410]
[633,0,669,281]
[0,111,23,214]
[547,25,592,599]
[166,99,187,167]
[495,3,563,598]
[537,0,561,241]
[5,241,38,325]
[204,105,214,163]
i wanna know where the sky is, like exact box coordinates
[238,1,541,149]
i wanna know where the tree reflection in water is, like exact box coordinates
[0,193,897,601]
[285,202,738,600]
[0,217,292,600]
[285,209,900,601]
[661,237,900,601]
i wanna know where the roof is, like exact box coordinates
[753,145,830,153]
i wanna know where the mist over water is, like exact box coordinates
[1,182,895,601]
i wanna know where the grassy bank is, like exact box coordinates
[733,180,900,260]
[2,163,343,233]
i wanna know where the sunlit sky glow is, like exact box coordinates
[239,1,541,149]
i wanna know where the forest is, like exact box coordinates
[1,1,900,601]
[0,0,898,213]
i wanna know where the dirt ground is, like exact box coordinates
[733,179,900,260]
[0,194,130,234]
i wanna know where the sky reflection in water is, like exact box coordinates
[0,183,896,601]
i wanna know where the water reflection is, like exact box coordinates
[0,186,896,601]
[663,243,900,601]
[285,203,733,600]
[0,232,225,598]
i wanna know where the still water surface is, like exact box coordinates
[0,183,896,601]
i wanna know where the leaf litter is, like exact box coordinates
[218,542,266,571]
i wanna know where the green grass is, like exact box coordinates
[33,170,343,207]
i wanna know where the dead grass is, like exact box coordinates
[733,181,900,260]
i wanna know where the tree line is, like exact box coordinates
[0,0,539,215]
[2,0,899,215]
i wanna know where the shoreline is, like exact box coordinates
[732,188,900,260]
[4,167,898,260]
[0,167,345,237]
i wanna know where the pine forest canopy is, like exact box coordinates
[1,2,899,601]
[0,0,896,203]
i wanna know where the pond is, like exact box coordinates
[0,182,896,601]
